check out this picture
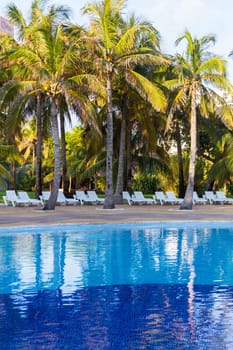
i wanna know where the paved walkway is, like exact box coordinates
[0,203,232,227]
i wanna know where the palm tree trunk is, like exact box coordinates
[60,110,68,195]
[43,99,60,210]
[35,94,43,199]
[180,83,197,210]
[13,161,17,190]
[126,119,133,192]
[104,66,115,209]
[176,121,185,198]
[114,116,126,204]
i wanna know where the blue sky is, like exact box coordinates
[1,0,233,80]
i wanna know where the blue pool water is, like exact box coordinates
[1,222,233,349]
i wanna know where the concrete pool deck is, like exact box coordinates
[0,203,232,227]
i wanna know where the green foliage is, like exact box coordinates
[207,132,233,188]
[0,144,14,159]
[65,126,85,151]
[66,125,106,189]
[97,177,106,192]
[0,158,13,189]
[194,158,212,195]
[132,172,160,193]
[226,183,233,196]
[16,165,36,191]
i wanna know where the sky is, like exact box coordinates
[1,0,233,80]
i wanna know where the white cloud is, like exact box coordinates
[174,0,205,25]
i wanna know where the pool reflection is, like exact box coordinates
[1,226,233,294]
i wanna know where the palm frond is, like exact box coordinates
[70,74,107,99]
[6,4,27,41]
[216,103,233,130]
[200,56,227,75]
[165,88,188,133]
[125,70,166,112]
[115,22,160,54]
[66,88,102,134]
[79,158,106,183]
[202,73,232,91]
[117,50,170,69]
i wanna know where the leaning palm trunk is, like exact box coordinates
[180,84,197,210]
[43,99,60,210]
[114,116,126,204]
[104,66,115,209]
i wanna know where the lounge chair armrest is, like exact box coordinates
[127,198,132,205]
[152,195,157,203]
[3,196,8,206]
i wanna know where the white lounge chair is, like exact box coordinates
[4,190,30,207]
[155,191,181,205]
[18,191,43,206]
[154,191,170,205]
[40,191,66,205]
[204,191,223,205]
[40,191,50,203]
[165,191,183,204]
[132,191,156,205]
[58,190,79,205]
[193,191,208,205]
[86,191,105,204]
[215,191,233,204]
[123,191,133,205]
[75,191,89,205]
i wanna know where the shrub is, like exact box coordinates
[132,172,160,194]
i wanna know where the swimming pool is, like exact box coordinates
[0,222,233,349]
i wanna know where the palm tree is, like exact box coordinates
[113,15,170,204]
[167,30,233,210]
[83,0,168,208]
[1,2,100,209]
[1,2,72,209]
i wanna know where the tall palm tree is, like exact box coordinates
[113,15,170,204]
[83,0,168,208]
[167,30,233,210]
[3,1,68,201]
